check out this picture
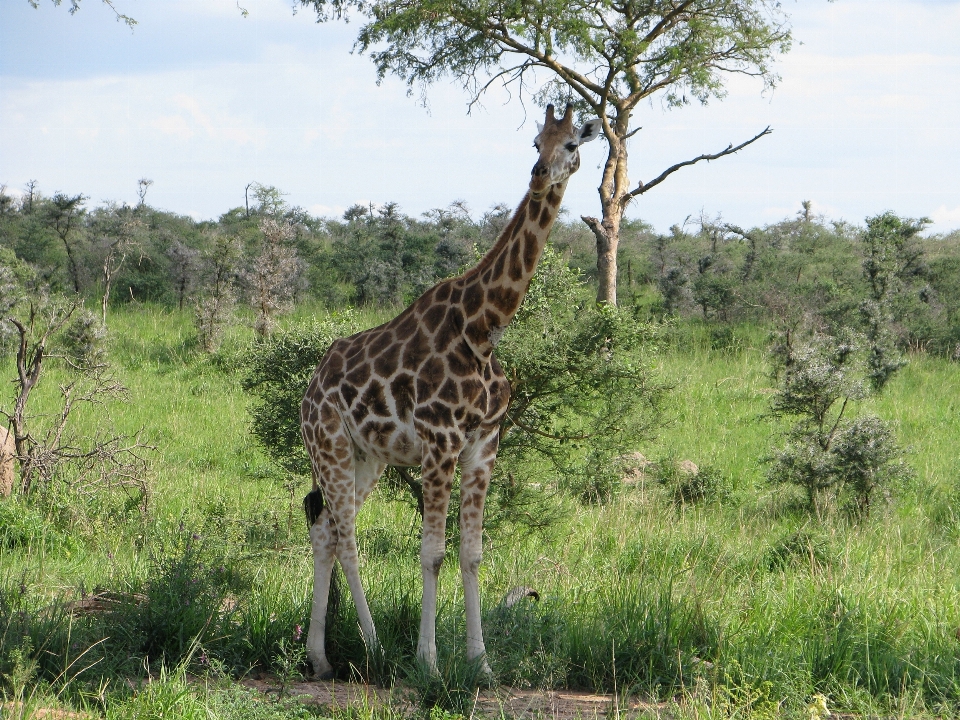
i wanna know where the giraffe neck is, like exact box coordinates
[458,180,568,359]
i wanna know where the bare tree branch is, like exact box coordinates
[623,126,772,204]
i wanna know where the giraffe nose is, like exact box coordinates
[532,162,548,178]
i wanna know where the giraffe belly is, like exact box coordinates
[345,414,423,467]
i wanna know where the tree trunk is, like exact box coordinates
[582,117,630,305]
[582,208,623,305]
[62,238,82,295]
[102,272,112,324]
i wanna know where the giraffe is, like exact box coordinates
[300,103,602,679]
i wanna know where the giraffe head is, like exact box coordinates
[530,104,602,199]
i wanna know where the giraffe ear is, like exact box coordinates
[577,119,602,144]
[536,121,544,134]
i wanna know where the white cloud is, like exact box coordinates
[309,203,348,218]
[152,113,195,140]
[931,205,960,228]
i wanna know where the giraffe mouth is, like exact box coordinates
[530,188,548,200]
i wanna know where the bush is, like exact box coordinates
[240,246,667,515]
[831,415,911,517]
[111,526,240,666]
[240,310,362,474]
[764,525,836,572]
[655,462,731,507]
[766,329,909,518]
[495,246,667,503]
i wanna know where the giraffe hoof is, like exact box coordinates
[311,668,336,681]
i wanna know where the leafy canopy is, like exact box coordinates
[303,0,791,123]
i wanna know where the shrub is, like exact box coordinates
[111,526,240,666]
[764,525,836,572]
[655,460,730,507]
[495,247,667,503]
[240,310,363,474]
[831,415,911,517]
[766,329,909,518]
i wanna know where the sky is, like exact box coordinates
[1,0,959,234]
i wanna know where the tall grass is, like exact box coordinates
[3,307,960,717]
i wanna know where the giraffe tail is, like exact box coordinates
[303,487,325,528]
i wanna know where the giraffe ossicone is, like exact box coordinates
[300,103,601,679]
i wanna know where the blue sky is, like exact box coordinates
[1,0,959,233]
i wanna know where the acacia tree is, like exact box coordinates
[302,0,790,304]
[45,193,88,294]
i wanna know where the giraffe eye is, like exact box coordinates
[565,142,578,152]
[533,141,540,150]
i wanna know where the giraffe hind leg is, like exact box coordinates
[330,457,385,657]
[305,500,338,679]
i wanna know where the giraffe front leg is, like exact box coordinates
[417,451,457,674]
[459,430,498,679]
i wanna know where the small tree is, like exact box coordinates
[89,203,144,324]
[494,246,666,501]
[767,327,909,518]
[860,212,928,390]
[0,249,34,354]
[166,240,200,311]
[195,233,242,353]
[44,193,88,295]
[3,295,151,500]
[244,218,302,338]
[136,178,154,208]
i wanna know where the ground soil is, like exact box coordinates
[242,677,670,719]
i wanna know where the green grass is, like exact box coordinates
[4,307,960,718]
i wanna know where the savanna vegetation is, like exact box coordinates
[2,180,960,719]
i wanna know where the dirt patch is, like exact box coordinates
[242,678,671,720]
[0,703,91,719]
[478,687,669,719]
[243,676,400,709]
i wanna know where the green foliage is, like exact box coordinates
[60,308,108,370]
[496,246,666,502]
[831,414,911,517]
[240,310,363,474]
[655,461,731,507]
[43,193,88,295]
[195,233,242,352]
[324,202,474,307]
[763,525,836,572]
[692,268,737,321]
[104,663,215,720]
[117,526,239,664]
[767,329,910,517]
[859,212,928,390]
